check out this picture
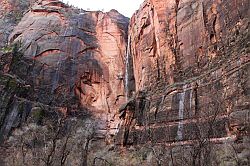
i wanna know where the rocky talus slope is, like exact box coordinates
[0,0,249,165]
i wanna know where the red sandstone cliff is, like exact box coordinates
[116,0,249,165]
[0,0,249,165]
[1,0,129,140]
[128,0,249,90]
[0,0,37,49]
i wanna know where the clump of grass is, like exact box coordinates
[1,45,14,53]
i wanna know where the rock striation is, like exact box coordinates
[116,0,249,165]
[0,0,37,49]
[1,0,129,140]
[0,0,249,165]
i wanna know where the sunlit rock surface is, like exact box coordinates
[116,0,249,165]
[0,0,249,165]
[1,0,129,140]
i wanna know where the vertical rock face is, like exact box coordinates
[0,0,249,165]
[116,0,249,164]
[0,0,37,48]
[1,0,129,139]
[129,0,249,90]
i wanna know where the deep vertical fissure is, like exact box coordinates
[124,36,135,100]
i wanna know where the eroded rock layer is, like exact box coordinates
[0,0,37,49]
[0,0,249,165]
[1,0,129,140]
[116,0,249,165]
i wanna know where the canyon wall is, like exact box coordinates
[0,0,249,165]
[0,0,129,142]
[116,0,249,165]
[0,0,37,49]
